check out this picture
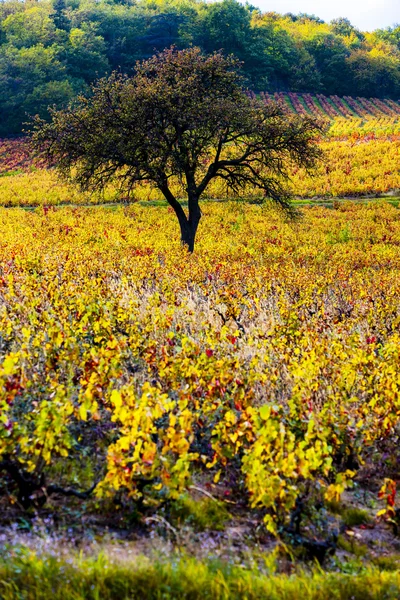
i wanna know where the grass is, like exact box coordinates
[342,507,373,528]
[169,494,231,531]
[337,535,369,558]
[1,550,400,599]
[5,196,400,215]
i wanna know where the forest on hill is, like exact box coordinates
[0,0,399,135]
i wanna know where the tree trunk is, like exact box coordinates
[159,181,201,252]
[181,194,201,252]
[180,218,199,253]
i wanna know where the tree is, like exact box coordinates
[302,31,350,95]
[0,43,69,135]
[347,45,400,98]
[197,0,270,87]
[2,6,58,48]
[374,25,400,50]
[65,25,109,84]
[138,12,189,57]
[330,17,364,40]
[52,0,70,32]
[32,47,323,251]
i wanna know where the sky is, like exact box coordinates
[251,0,399,31]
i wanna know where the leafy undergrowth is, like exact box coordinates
[2,202,400,544]
[1,548,400,600]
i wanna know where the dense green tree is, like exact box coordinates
[24,79,76,120]
[374,25,400,50]
[197,0,267,85]
[288,46,321,92]
[52,0,71,32]
[0,43,69,134]
[199,0,253,56]
[64,25,109,83]
[285,13,325,24]
[330,17,364,41]
[139,12,188,55]
[302,31,350,94]
[68,2,145,68]
[347,45,400,97]
[2,6,58,48]
[32,48,322,252]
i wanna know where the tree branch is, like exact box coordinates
[47,482,98,499]
[159,178,188,229]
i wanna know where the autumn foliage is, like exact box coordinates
[1,201,400,533]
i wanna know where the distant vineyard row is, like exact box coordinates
[255,92,400,121]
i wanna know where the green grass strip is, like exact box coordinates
[1,551,400,600]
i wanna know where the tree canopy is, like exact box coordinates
[32,47,323,251]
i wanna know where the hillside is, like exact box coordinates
[0,0,399,135]
[260,92,400,120]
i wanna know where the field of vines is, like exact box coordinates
[259,92,400,122]
[1,96,400,597]
[1,93,399,204]
[1,200,400,539]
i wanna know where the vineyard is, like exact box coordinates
[259,92,400,122]
[1,93,399,203]
[1,87,400,597]
[1,201,400,546]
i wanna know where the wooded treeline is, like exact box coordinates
[1,0,399,135]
